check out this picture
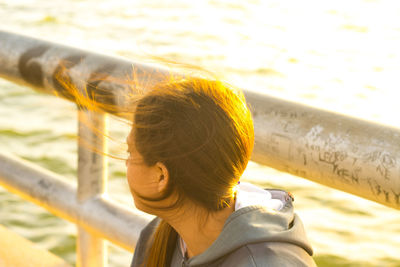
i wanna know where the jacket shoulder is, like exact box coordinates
[130,217,160,267]
[220,242,317,267]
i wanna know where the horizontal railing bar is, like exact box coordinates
[0,30,174,118]
[0,30,399,210]
[0,151,152,251]
[246,91,400,210]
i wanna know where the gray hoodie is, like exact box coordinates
[131,183,316,267]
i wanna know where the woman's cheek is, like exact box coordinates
[126,165,137,193]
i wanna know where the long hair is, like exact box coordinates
[131,78,254,266]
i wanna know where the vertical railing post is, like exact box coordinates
[77,109,108,267]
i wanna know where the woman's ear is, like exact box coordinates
[155,162,169,193]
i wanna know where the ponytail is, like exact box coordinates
[144,220,178,267]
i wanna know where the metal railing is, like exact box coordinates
[0,112,154,267]
[0,30,399,266]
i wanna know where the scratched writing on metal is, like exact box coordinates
[363,151,396,180]
[305,143,321,152]
[392,190,400,205]
[295,147,308,166]
[367,178,400,205]
[317,150,362,184]
[271,110,299,119]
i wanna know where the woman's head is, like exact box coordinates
[126,78,254,214]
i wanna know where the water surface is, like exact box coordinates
[1,0,400,266]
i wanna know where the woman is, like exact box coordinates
[126,78,316,267]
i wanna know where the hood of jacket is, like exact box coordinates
[182,182,314,266]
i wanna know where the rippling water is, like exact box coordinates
[1,0,400,266]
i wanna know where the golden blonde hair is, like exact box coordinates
[130,78,254,266]
[53,62,254,266]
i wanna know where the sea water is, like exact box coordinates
[0,0,400,266]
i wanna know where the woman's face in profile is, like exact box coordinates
[126,133,161,211]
